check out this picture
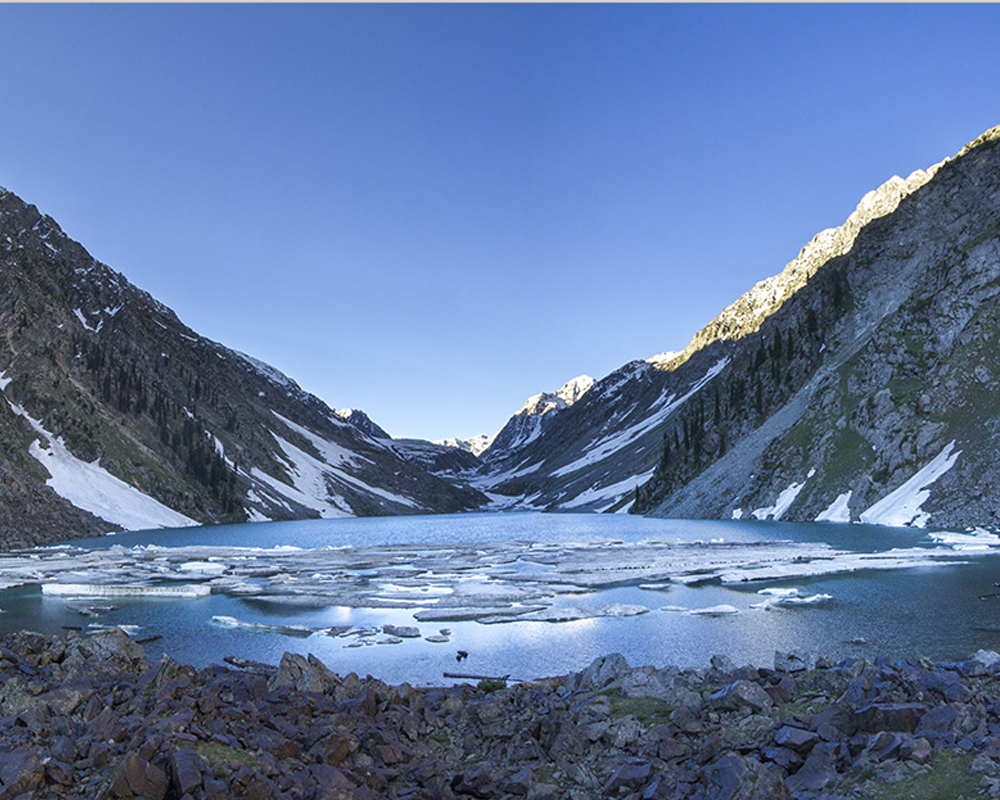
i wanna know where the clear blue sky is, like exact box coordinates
[1,5,998,441]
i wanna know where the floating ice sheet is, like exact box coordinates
[0,532,985,629]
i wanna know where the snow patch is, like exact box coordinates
[552,357,729,478]
[559,469,654,510]
[73,309,100,333]
[816,491,853,523]
[752,469,815,521]
[8,403,197,531]
[860,442,960,527]
[645,350,682,368]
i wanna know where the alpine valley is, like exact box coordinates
[0,188,485,547]
[434,125,1000,529]
[3,125,1000,545]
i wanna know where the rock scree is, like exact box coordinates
[2,628,1000,798]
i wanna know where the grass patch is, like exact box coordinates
[426,731,451,748]
[191,741,260,772]
[866,751,979,800]
[600,690,676,725]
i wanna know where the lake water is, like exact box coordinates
[2,513,999,686]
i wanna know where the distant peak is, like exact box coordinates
[556,375,595,404]
[434,433,495,457]
[645,351,682,369]
[334,408,391,440]
[518,374,595,417]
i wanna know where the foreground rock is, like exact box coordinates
[4,630,1000,798]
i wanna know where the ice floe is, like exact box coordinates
[0,530,989,634]
[751,588,833,609]
[689,604,740,616]
[927,527,1000,551]
[210,616,316,637]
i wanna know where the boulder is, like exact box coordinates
[603,762,652,794]
[708,680,773,713]
[169,749,204,797]
[382,625,421,638]
[774,726,820,753]
[576,653,630,691]
[854,703,926,733]
[774,651,810,673]
[269,652,340,694]
[0,747,46,798]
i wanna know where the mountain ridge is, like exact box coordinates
[0,187,485,546]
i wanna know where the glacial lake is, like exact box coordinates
[2,513,1000,686]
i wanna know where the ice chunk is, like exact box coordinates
[689,604,739,616]
[42,583,210,598]
[927,527,1000,551]
[210,615,315,637]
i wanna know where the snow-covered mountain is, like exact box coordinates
[0,186,485,545]
[480,375,595,465]
[434,434,494,457]
[461,125,1000,527]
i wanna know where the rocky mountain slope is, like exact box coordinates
[470,126,1000,528]
[0,187,484,546]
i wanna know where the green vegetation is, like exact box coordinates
[191,741,260,772]
[600,689,676,725]
[476,678,508,693]
[865,750,978,800]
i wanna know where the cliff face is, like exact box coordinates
[637,126,1000,527]
[466,126,1000,528]
[0,187,484,546]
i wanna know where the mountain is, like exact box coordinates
[333,408,391,440]
[0,186,485,546]
[480,375,595,466]
[472,126,1000,528]
[434,434,494,458]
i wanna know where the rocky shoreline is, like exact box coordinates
[2,630,1000,799]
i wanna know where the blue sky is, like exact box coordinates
[1,5,999,441]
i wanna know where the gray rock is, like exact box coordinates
[708,680,773,713]
[774,725,820,753]
[864,730,903,762]
[774,651,810,673]
[900,736,932,764]
[785,741,841,793]
[854,702,926,733]
[576,653,630,691]
[269,651,340,693]
[0,747,46,798]
[710,654,737,674]
[503,766,535,796]
[617,667,701,708]
[914,703,958,741]
[383,624,421,638]
[603,762,652,794]
[169,749,203,797]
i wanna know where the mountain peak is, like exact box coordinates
[664,127,1000,375]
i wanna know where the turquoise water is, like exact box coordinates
[3,514,998,686]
